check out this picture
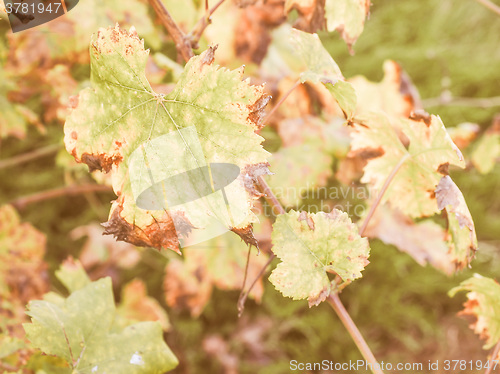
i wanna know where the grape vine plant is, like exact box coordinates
[1,0,500,373]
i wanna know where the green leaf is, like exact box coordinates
[267,135,333,207]
[290,28,357,119]
[321,80,357,120]
[24,277,178,373]
[449,274,500,349]
[324,0,371,50]
[471,129,500,174]
[269,210,369,307]
[351,112,465,218]
[290,29,343,81]
[0,336,25,359]
[55,258,91,293]
[64,25,270,251]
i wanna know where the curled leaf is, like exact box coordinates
[449,275,500,349]
[435,175,478,268]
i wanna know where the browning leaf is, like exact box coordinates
[364,205,455,274]
[351,112,465,218]
[285,0,326,32]
[349,60,419,118]
[435,175,478,268]
[65,25,270,251]
[449,275,500,349]
[324,0,370,51]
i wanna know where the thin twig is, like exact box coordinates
[256,175,286,215]
[237,176,283,315]
[242,175,382,369]
[148,0,194,62]
[9,184,113,210]
[485,340,500,374]
[237,243,253,316]
[189,0,226,49]
[327,293,384,374]
[0,143,61,170]
[474,0,500,16]
[237,252,275,317]
[422,95,500,108]
[260,80,301,127]
[359,154,410,236]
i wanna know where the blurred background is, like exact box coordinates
[1,0,500,372]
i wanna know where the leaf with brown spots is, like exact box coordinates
[449,275,500,349]
[324,0,370,51]
[435,175,478,269]
[64,25,270,252]
[269,209,369,307]
[351,112,466,218]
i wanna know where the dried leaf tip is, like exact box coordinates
[201,45,218,65]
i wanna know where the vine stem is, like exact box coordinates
[242,176,383,371]
[327,293,384,374]
[10,184,112,210]
[189,0,226,49]
[474,0,500,16]
[260,80,301,127]
[485,340,500,374]
[148,0,194,62]
[237,176,279,315]
[359,154,410,236]
[0,143,61,170]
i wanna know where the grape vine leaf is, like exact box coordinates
[269,210,369,306]
[349,60,420,118]
[449,274,500,349]
[283,0,370,50]
[290,28,357,120]
[324,0,370,51]
[435,175,478,268]
[471,119,500,174]
[266,120,333,207]
[351,112,465,218]
[364,205,454,275]
[285,0,325,33]
[64,25,270,252]
[24,276,178,373]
